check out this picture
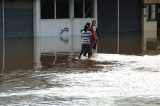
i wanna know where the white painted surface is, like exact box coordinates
[40,19,72,52]
[34,0,42,68]
[34,0,97,53]
[40,18,94,53]
[142,0,160,51]
[143,7,157,50]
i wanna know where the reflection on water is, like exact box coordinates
[0,53,160,106]
[40,53,104,73]
[0,38,33,72]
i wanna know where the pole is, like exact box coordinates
[117,0,120,54]
[2,0,5,71]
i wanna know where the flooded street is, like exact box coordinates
[1,53,160,106]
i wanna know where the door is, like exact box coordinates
[0,0,33,71]
[97,0,118,53]
[98,0,141,54]
[119,0,141,54]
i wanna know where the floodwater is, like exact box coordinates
[1,53,160,106]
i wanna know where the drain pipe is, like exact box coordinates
[2,0,5,71]
[117,0,120,54]
[71,0,74,54]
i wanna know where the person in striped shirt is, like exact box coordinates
[78,25,92,59]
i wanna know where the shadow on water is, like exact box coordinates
[0,53,119,102]
[0,51,117,74]
[1,52,160,105]
[0,38,33,73]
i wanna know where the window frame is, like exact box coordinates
[146,3,157,22]
[40,0,55,19]
[40,0,95,19]
[74,0,94,18]
[40,0,70,19]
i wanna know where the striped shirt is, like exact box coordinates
[81,31,91,44]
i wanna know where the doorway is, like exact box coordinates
[97,0,141,54]
[0,0,33,71]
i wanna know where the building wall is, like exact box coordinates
[142,0,160,51]
[34,0,97,54]
[143,8,157,50]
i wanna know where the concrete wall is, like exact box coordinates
[142,0,160,51]
[142,7,157,50]
[34,0,97,53]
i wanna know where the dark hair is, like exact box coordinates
[92,20,96,25]
[84,25,88,32]
[85,22,90,26]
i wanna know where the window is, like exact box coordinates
[41,0,69,19]
[56,0,69,19]
[74,0,94,18]
[41,0,55,19]
[74,0,83,18]
[158,5,160,20]
[85,0,93,18]
[147,4,157,21]
[41,0,94,19]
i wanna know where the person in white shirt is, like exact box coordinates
[91,20,100,55]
